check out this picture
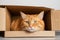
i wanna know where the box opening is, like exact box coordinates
[6,6,52,31]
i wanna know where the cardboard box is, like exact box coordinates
[1,5,60,37]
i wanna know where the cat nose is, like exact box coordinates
[29,25,32,27]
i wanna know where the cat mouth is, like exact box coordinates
[25,27,38,32]
[23,29,36,32]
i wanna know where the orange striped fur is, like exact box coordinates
[11,11,45,32]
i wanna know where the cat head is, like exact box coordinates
[20,11,44,32]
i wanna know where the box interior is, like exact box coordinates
[5,6,52,31]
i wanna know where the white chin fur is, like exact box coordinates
[27,30,36,32]
[26,27,37,32]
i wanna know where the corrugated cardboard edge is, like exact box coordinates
[5,31,55,38]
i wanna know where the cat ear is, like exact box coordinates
[38,11,44,19]
[20,11,27,19]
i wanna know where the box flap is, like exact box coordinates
[0,7,11,31]
[0,8,6,31]
[51,10,60,30]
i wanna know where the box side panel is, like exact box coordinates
[0,8,6,31]
[51,10,60,30]
[5,31,55,38]
[5,7,11,31]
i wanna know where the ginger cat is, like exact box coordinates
[11,11,45,32]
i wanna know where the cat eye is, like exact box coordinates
[25,21,29,23]
[34,21,37,23]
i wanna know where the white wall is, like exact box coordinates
[0,0,60,10]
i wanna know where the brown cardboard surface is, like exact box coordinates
[51,10,60,30]
[6,6,51,15]
[5,31,55,38]
[5,7,11,31]
[0,8,6,31]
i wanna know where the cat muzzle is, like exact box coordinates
[26,27,37,32]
